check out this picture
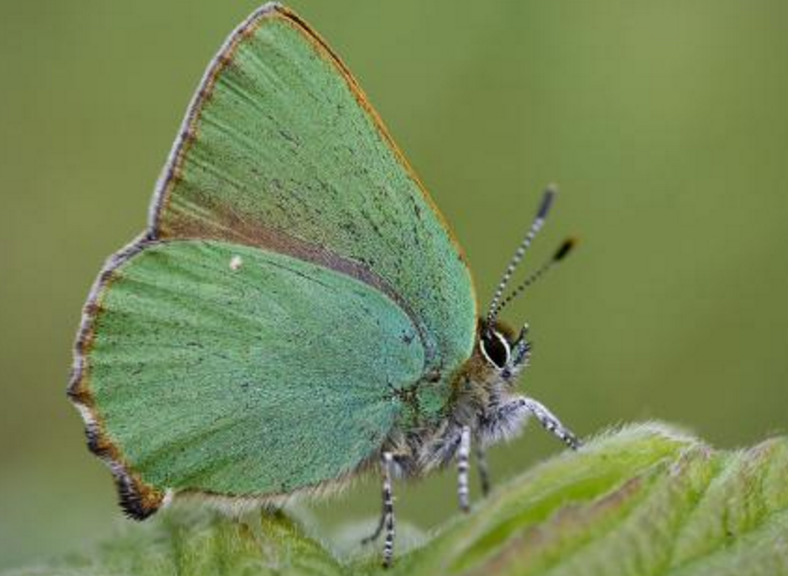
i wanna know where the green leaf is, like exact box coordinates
[8,423,788,576]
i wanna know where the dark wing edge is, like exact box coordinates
[67,234,165,519]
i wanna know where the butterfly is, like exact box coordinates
[68,2,579,567]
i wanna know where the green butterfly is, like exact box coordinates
[68,3,579,567]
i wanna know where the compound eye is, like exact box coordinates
[480,330,511,370]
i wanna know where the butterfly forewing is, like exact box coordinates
[151,5,476,375]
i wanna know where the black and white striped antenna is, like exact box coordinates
[485,185,575,329]
[491,237,576,319]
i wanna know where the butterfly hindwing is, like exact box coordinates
[151,4,477,378]
[71,240,423,514]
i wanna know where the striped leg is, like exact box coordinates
[475,442,491,497]
[457,425,471,512]
[381,452,396,568]
[522,397,581,450]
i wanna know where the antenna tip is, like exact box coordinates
[553,237,578,261]
[537,185,558,219]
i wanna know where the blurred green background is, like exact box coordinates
[2,0,787,570]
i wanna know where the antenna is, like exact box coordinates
[492,237,577,317]
[485,185,557,328]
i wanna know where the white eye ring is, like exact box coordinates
[480,330,512,369]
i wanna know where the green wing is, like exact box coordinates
[71,240,423,517]
[150,4,476,378]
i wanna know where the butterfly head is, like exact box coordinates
[475,319,525,383]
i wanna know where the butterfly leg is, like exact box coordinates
[457,425,472,512]
[475,442,492,497]
[479,395,581,450]
[378,452,396,567]
[521,396,581,450]
[362,452,397,568]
